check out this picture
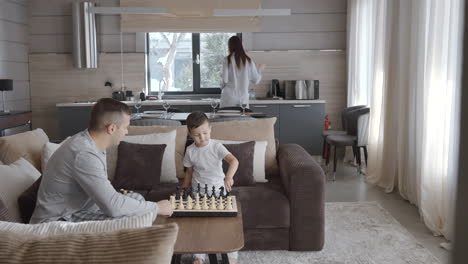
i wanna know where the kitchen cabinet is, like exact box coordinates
[57,101,325,155]
[279,104,324,155]
[250,104,280,140]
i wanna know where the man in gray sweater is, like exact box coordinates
[30,98,173,224]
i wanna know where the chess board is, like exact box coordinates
[171,195,238,217]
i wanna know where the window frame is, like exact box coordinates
[146,32,241,95]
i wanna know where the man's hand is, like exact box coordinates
[224,177,234,192]
[156,200,173,217]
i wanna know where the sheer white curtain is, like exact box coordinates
[347,0,464,240]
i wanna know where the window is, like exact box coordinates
[146,32,240,95]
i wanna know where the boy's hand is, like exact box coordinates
[224,177,234,192]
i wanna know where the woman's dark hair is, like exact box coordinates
[186,111,209,132]
[227,35,251,70]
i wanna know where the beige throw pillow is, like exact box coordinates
[41,137,70,172]
[0,223,179,264]
[0,128,49,171]
[128,125,188,179]
[210,118,278,176]
[0,159,42,222]
[107,130,178,183]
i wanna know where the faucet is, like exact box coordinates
[158,79,167,100]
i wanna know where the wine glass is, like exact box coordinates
[210,98,219,117]
[162,100,170,119]
[134,99,142,117]
[240,98,248,116]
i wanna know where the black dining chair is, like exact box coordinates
[325,107,370,181]
[321,105,367,160]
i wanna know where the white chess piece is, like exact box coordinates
[177,196,185,210]
[170,195,176,209]
[209,196,217,210]
[187,196,193,210]
[226,196,233,210]
[194,195,201,210]
[217,196,224,210]
[202,195,209,210]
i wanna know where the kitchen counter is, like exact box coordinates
[56,99,326,107]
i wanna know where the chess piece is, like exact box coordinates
[197,183,201,194]
[187,196,193,210]
[182,187,187,199]
[219,186,225,198]
[170,195,176,209]
[209,195,217,210]
[177,196,185,210]
[194,195,201,210]
[175,186,180,199]
[217,196,224,210]
[202,195,209,210]
[226,196,233,210]
[211,186,216,198]
[204,184,209,196]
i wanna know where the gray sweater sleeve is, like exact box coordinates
[73,151,158,219]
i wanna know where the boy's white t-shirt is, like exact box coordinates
[183,140,231,194]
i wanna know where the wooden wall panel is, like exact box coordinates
[249,50,346,129]
[30,53,145,140]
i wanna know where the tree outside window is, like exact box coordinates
[147,32,239,94]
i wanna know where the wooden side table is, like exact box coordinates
[154,202,244,264]
[0,111,32,136]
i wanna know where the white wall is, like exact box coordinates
[0,0,30,111]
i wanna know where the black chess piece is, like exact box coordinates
[204,184,208,196]
[219,186,225,198]
[175,186,180,199]
[197,183,201,194]
[211,186,216,198]
[226,191,230,198]
[187,186,193,198]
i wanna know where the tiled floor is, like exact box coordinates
[323,159,450,263]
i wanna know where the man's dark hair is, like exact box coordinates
[186,111,209,132]
[89,98,132,131]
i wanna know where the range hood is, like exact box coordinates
[72,2,98,69]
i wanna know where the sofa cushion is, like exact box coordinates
[107,130,178,183]
[17,176,42,223]
[223,141,255,186]
[231,182,290,229]
[0,128,49,171]
[0,223,179,264]
[128,125,188,179]
[214,139,268,183]
[144,183,181,203]
[113,142,166,190]
[210,117,278,178]
[0,198,13,222]
[0,212,154,235]
[0,159,41,222]
[41,137,70,173]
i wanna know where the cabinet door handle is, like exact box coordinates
[293,105,312,108]
[252,105,268,108]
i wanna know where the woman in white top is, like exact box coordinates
[220,36,265,108]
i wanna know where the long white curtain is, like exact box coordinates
[347,0,464,240]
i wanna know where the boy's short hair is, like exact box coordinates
[186,111,209,131]
[89,98,132,131]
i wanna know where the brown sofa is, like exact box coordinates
[5,120,326,252]
[136,143,325,251]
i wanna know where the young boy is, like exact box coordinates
[182,111,239,264]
